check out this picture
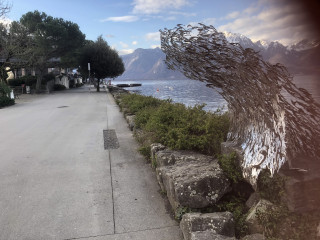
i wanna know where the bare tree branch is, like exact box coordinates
[0,0,11,18]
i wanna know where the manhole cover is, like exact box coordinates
[57,106,69,108]
[103,129,119,149]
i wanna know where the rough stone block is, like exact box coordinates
[150,143,166,161]
[180,212,235,240]
[125,115,135,131]
[245,199,274,234]
[241,233,265,240]
[245,192,260,209]
[282,170,320,213]
[155,150,231,209]
[191,231,236,240]
[221,142,243,163]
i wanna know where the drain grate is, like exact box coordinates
[103,129,119,149]
[57,106,69,108]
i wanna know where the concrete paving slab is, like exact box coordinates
[104,93,181,235]
[0,86,183,240]
[0,88,113,239]
[81,226,182,240]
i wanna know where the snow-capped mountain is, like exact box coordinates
[117,33,319,80]
[222,31,319,74]
[255,40,271,50]
[289,39,320,51]
[223,31,259,50]
[118,48,187,80]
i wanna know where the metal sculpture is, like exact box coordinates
[160,24,320,185]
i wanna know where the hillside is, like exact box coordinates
[118,48,187,80]
[117,34,320,80]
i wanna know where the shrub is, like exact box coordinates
[216,195,248,238]
[8,75,37,87]
[69,79,75,88]
[121,93,163,114]
[0,82,15,108]
[142,102,229,155]
[0,96,14,108]
[119,93,229,156]
[8,78,25,86]
[257,169,286,204]
[218,152,244,183]
[138,145,151,161]
[42,73,56,83]
[0,81,12,96]
[53,84,66,91]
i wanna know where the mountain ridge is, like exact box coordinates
[117,33,319,80]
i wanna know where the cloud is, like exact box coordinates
[203,18,216,26]
[224,11,240,20]
[169,11,196,17]
[164,16,177,21]
[132,0,191,14]
[120,41,129,48]
[105,34,115,38]
[101,15,139,22]
[218,0,320,45]
[151,44,161,49]
[145,31,160,41]
[119,49,134,55]
[132,41,138,45]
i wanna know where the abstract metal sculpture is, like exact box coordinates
[160,24,320,185]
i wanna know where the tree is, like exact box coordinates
[0,21,33,83]
[0,0,10,18]
[19,11,85,91]
[78,36,124,92]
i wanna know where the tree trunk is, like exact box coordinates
[97,78,100,92]
[36,72,43,93]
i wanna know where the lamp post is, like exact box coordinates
[88,63,91,91]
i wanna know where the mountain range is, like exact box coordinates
[117,33,320,80]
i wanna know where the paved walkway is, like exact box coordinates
[0,86,182,240]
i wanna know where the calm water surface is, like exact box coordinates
[112,75,319,112]
[112,79,227,112]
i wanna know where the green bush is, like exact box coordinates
[69,79,75,88]
[0,82,15,108]
[0,81,12,96]
[42,73,55,83]
[53,84,66,91]
[119,93,230,156]
[217,196,248,238]
[218,152,244,183]
[138,145,151,161]
[0,96,14,108]
[121,93,163,114]
[257,169,286,204]
[8,78,25,86]
[8,75,37,87]
[142,102,229,155]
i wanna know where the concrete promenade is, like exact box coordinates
[0,86,182,240]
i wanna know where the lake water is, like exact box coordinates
[112,75,319,112]
[112,79,227,112]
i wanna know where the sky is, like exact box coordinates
[2,0,319,55]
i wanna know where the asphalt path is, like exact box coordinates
[0,86,182,240]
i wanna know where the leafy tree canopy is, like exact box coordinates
[20,10,85,66]
[18,10,86,90]
[78,36,124,91]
